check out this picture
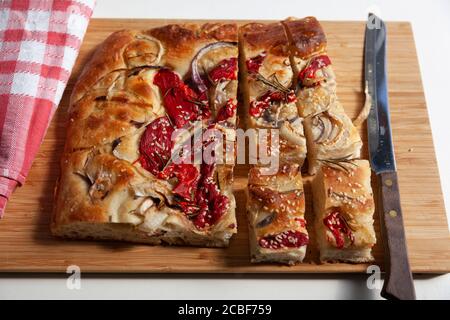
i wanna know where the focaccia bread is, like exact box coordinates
[52,23,239,247]
[247,164,308,264]
[283,17,362,175]
[311,159,376,263]
[239,22,307,166]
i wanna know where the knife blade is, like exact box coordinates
[364,13,416,300]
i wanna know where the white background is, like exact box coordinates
[1,0,449,299]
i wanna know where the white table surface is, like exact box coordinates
[1,0,449,300]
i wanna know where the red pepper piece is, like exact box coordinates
[249,90,296,117]
[153,69,203,128]
[298,55,331,83]
[246,52,266,73]
[209,57,237,83]
[259,230,309,249]
[138,116,174,176]
[196,91,211,119]
[159,163,199,201]
[323,210,354,249]
[192,163,229,229]
[215,99,237,122]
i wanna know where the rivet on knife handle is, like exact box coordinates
[377,171,416,300]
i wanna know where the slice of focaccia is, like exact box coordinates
[311,159,376,263]
[239,22,308,264]
[239,22,307,166]
[247,164,308,264]
[52,23,239,247]
[282,17,362,175]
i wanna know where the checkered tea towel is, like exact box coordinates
[0,0,95,217]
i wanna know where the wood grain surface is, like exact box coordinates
[0,19,449,273]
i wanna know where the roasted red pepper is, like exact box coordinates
[138,116,174,176]
[323,210,354,249]
[153,69,205,128]
[249,90,297,117]
[144,68,231,229]
[139,116,200,200]
[246,52,266,73]
[147,156,227,228]
[191,163,229,229]
[159,163,199,200]
[209,57,237,83]
[215,99,237,122]
[259,230,309,249]
[298,55,331,83]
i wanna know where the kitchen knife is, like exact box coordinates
[364,13,416,300]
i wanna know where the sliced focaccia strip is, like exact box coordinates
[311,159,376,263]
[247,164,308,265]
[239,22,307,166]
[282,17,361,174]
[53,23,239,247]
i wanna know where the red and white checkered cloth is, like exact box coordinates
[0,0,95,217]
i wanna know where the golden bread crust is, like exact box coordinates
[72,30,153,104]
[282,17,327,58]
[240,22,290,56]
[149,23,237,76]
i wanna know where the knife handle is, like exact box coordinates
[377,171,416,300]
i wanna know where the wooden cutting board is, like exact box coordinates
[1,19,449,273]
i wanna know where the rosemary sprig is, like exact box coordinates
[330,191,357,202]
[184,97,208,107]
[316,154,359,174]
[163,86,175,98]
[252,72,291,95]
[271,73,291,93]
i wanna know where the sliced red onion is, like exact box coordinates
[190,42,237,93]
[314,113,344,144]
[256,211,275,228]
